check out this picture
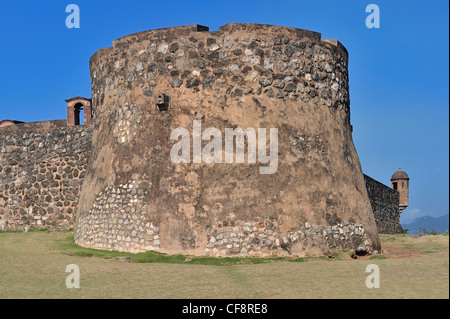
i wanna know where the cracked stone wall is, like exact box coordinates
[75,23,381,256]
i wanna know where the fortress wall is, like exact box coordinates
[75,23,381,256]
[364,174,402,234]
[0,121,92,230]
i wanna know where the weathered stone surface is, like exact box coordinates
[0,120,92,230]
[74,23,380,256]
[364,174,402,234]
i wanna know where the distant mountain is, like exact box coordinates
[401,215,449,235]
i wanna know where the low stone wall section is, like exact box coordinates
[0,120,92,230]
[364,174,402,234]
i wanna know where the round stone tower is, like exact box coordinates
[391,168,409,212]
[74,23,381,256]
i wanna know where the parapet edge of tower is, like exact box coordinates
[90,23,348,63]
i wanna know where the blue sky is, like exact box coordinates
[0,0,448,224]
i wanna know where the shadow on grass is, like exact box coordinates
[2,229,362,265]
[50,232,338,265]
[0,228,60,234]
[53,233,304,265]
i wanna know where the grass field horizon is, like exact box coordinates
[0,230,448,299]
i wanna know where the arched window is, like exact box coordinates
[74,103,84,125]
[66,97,92,126]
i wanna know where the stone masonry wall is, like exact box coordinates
[364,174,402,234]
[75,23,381,256]
[0,120,92,230]
[0,25,399,252]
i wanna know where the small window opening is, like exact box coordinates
[156,94,170,111]
[393,182,398,190]
[74,103,84,125]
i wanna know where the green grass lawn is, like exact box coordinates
[0,230,448,299]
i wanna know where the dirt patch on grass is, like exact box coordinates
[379,234,449,259]
[381,245,422,258]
